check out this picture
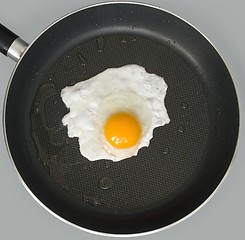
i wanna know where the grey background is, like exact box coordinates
[0,0,244,239]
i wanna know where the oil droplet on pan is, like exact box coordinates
[99,177,113,190]
[35,107,40,113]
[77,53,86,66]
[178,125,185,133]
[182,102,188,109]
[163,147,169,155]
[96,37,106,52]
[121,36,136,43]
[48,74,53,81]
[121,37,127,43]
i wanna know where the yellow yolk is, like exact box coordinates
[104,112,142,149]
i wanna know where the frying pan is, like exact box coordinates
[0,2,239,236]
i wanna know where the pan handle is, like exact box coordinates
[0,24,28,62]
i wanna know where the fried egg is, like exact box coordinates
[61,64,170,161]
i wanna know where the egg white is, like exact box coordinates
[61,64,170,161]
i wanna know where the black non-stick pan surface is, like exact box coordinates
[1,2,239,235]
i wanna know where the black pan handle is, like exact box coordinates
[0,24,28,62]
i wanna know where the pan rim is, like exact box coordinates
[2,1,240,237]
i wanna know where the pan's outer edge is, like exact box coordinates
[2,1,240,237]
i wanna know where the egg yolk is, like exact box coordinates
[104,112,142,149]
